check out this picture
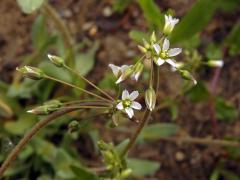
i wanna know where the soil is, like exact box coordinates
[0,0,239,179]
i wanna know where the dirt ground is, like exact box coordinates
[0,0,240,179]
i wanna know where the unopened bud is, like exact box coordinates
[145,87,156,111]
[179,70,197,85]
[142,38,150,49]
[121,169,132,177]
[97,140,109,151]
[68,120,80,133]
[27,100,62,115]
[47,54,65,67]
[207,60,224,68]
[16,66,45,80]
[132,62,144,81]
[150,31,156,43]
[138,45,147,53]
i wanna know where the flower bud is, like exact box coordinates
[207,60,224,68]
[16,66,45,80]
[150,31,156,44]
[131,62,144,81]
[163,15,179,35]
[143,38,150,49]
[27,100,62,115]
[47,54,65,67]
[68,120,80,133]
[138,45,147,53]
[179,70,197,85]
[97,140,109,151]
[145,87,156,111]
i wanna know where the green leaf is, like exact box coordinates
[98,72,118,91]
[127,158,160,176]
[138,0,164,29]
[116,139,129,155]
[215,97,238,122]
[17,0,45,14]
[4,112,37,135]
[32,15,47,49]
[75,42,99,76]
[217,0,240,12]
[224,23,240,56]
[128,30,149,44]
[39,61,72,83]
[171,0,218,43]
[142,123,180,140]
[186,81,210,102]
[71,165,99,180]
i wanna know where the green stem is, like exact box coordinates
[43,3,75,67]
[120,109,151,157]
[44,75,112,103]
[64,64,115,101]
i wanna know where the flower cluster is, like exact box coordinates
[108,14,197,118]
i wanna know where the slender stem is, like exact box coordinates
[120,110,151,157]
[44,75,112,103]
[120,63,160,157]
[64,64,115,101]
[43,4,75,67]
[61,106,110,109]
[159,136,240,148]
[114,128,240,148]
[0,108,78,176]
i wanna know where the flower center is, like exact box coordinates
[160,51,168,59]
[122,99,132,108]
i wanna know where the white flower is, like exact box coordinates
[163,15,179,35]
[116,90,142,118]
[153,38,182,68]
[109,64,132,84]
[207,60,224,68]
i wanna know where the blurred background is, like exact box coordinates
[0,0,240,179]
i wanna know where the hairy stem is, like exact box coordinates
[0,108,78,176]
[43,3,75,67]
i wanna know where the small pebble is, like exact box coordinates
[175,151,185,162]
[102,6,112,17]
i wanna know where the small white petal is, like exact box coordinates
[134,72,141,81]
[27,110,34,113]
[116,75,124,84]
[162,38,170,51]
[153,44,161,54]
[109,64,120,77]
[116,102,124,110]
[157,58,165,66]
[166,59,177,67]
[168,48,182,57]
[131,101,142,110]
[129,91,139,100]
[122,90,130,100]
[125,107,134,118]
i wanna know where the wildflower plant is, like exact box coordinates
[1,14,199,179]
